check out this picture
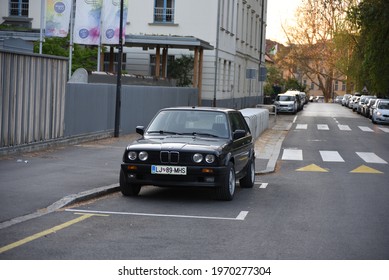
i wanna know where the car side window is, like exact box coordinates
[229,112,249,134]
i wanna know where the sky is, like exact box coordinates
[266,0,302,44]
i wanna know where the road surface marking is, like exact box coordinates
[338,124,351,131]
[282,149,303,161]
[0,214,104,254]
[66,209,249,221]
[293,116,298,123]
[378,127,389,133]
[296,164,329,172]
[317,124,329,130]
[356,152,388,164]
[350,165,383,174]
[320,151,345,162]
[259,183,268,189]
[358,126,374,132]
[296,124,308,130]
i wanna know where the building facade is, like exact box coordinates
[0,0,268,108]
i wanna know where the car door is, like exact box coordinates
[228,112,252,174]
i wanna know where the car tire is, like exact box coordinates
[240,158,255,188]
[120,169,141,196]
[215,162,235,201]
[372,117,377,124]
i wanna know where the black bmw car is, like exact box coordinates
[120,107,255,201]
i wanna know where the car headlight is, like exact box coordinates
[193,153,203,163]
[128,151,137,161]
[376,111,382,116]
[205,154,215,164]
[139,151,148,161]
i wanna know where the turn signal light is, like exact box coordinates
[201,168,214,173]
[127,166,138,170]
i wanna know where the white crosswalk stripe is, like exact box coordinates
[317,124,329,130]
[281,149,388,165]
[338,124,351,131]
[356,152,388,164]
[320,151,345,162]
[282,149,303,161]
[358,126,374,132]
[378,127,389,133]
[296,124,308,130]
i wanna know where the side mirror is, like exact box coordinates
[233,129,246,140]
[136,126,145,136]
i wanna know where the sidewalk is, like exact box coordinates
[0,115,292,229]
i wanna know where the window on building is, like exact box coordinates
[9,0,29,17]
[103,52,127,72]
[334,80,339,91]
[342,81,346,91]
[150,54,175,76]
[310,82,314,90]
[154,0,175,23]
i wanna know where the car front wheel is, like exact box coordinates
[215,162,235,201]
[120,169,141,196]
[240,159,255,188]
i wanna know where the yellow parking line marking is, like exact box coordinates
[0,214,106,254]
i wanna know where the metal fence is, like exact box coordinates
[0,50,68,148]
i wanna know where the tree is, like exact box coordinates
[34,36,99,74]
[167,55,194,87]
[284,0,358,101]
[348,0,389,97]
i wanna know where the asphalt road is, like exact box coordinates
[1,103,388,260]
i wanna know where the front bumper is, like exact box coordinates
[121,163,229,188]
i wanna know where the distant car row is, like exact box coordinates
[339,94,389,124]
[274,91,308,114]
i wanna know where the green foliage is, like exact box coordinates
[348,0,389,96]
[167,55,194,87]
[284,78,307,92]
[33,36,99,74]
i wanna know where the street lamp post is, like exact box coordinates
[114,0,124,137]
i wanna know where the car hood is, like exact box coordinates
[127,136,230,153]
[276,101,294,105]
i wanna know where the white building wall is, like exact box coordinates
[0,0,267,108]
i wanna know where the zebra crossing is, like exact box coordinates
[294,123,389,133]
[281,149,388,164]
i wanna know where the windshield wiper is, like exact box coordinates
[147,130,182,135]
[184,132,219,138]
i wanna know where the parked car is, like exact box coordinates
[120,107,255,201]
[274,92,299,113]
[342,94,351,106]
[369,99,382,119]
[334,96,343,104]
[348,96,358,109]
[372,100,389,124]
[352,97,360,111]
[356,95,374,114]
[309,96,315,102]
[300,92,308,105]
[362,97,376,118]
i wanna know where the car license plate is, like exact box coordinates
[151,165,187,175]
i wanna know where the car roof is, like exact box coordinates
[159,106,237,114]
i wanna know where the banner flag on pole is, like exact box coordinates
[45,0,72,37]
[73,0,103,45]
[101,0,128,45]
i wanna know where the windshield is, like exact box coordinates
[378,103,389,109]
[276,95,295,101]
[146,110,229,138]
